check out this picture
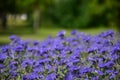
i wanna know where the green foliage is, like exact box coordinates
[0,0,120,30]
[44,0,120,29]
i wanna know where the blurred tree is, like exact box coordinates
[0,0,120,31]
[19,0,53,32]
[49,0,108,28]
[46,0,120,30]
[0,0,17,30]
[95,0,120,31]
[115,0,120,32]
[0,0,53,31]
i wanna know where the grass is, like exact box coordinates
[0,18,116,45]
[0,25,114,46]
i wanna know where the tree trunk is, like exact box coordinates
[1,12,7,30]
[33,8,40,32]
[117,8,120,32]
[116,1,120,32]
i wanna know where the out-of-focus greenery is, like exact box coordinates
[0,16,115,45]
[0,26,113,45]
[46,0,119,29]
[0,0,120,30]
[0,0,119,45]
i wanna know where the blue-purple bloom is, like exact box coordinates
[22,72,39,80]
[0,53,7,61]
[14,45,24,52]
[0,64,4,69]
[57,30,66,38]
[0,30,120,79]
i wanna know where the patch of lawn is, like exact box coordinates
[0,26,115,46]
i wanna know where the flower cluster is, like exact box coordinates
[0,30,120,80]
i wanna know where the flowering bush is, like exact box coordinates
[0,30,120,80]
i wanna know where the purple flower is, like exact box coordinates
[70,30,78,35]
[46,73,56,80]
[9,35,17,40]
[22,72,39,80]
[104,61,115,68]
[45,64,52,70]
[64,72,73,80]
[57,30,66,38]
[9,35,20,41]
[80,67,92,74]
[0,64,4,69]
[91,76,99,80]
[27,47,34,52]
[98,61,114,68]
[69,66,79,71]
[112,46,120,53]
[99,30,114,37]
[39,58,50,64]
[0,30,120,79]
[96,70,104,76]
[33,40,39,46]
[1,45,9,53]
[0,53,7,61]
[9,61,18,70]
[21,59,33,68]
[105,30,114,37]
[14,45,24,52]
[110,73,116,79]
[106,70,113,73]
[33,66,44,73]
[88,46,98,53]
[110,54,119,60]
[83,35,91,42]
[98,62,105,68]
[9,71,18,78]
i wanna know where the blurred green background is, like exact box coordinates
[0,0,120,45]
